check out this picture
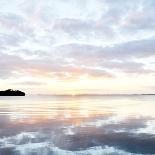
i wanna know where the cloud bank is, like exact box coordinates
[0,0,155,93]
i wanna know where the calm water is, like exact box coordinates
[0,95,155,155]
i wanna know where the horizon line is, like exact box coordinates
[28,93,155,96]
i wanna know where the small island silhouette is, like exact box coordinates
[0,89,25,96]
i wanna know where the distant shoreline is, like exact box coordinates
[30,94,155,97]
[0,89,25,96]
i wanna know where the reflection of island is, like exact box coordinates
[0,89,25,96]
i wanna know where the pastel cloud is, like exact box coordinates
[0,0,155,93]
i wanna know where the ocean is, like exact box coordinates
[0,95,155,155]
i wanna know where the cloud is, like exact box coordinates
[0,35,155,80]
[0,52,113,80]
[119,0,155,31]
[13,81,46,86]
[55,36,155,60]
[51,37,155,75]
[52,18,115,41]
[0,0,155,85]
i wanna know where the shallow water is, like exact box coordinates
[0,95,155,155]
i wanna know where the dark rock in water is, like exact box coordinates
[0,89,25,96]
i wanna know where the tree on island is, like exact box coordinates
[0,89,25,96]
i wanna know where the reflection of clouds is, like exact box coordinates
[0,144,143,155]
[0,96,155,154]
[0,96,113,127]
[135,120,155,135]
[63,126,75,136]
[0,115,10,127]
[0,132,46,147]
[0,147,16,155]
[81,114,123,127]
[104,117,147,133]
[57,129,155,154]
[14,145,144,155]
[1,95,155,126]
[0,128,155,154]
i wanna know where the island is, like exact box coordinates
[0,89,25,96]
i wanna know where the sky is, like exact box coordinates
[0,0,155,94]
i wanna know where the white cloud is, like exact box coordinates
[0,0,155,92]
